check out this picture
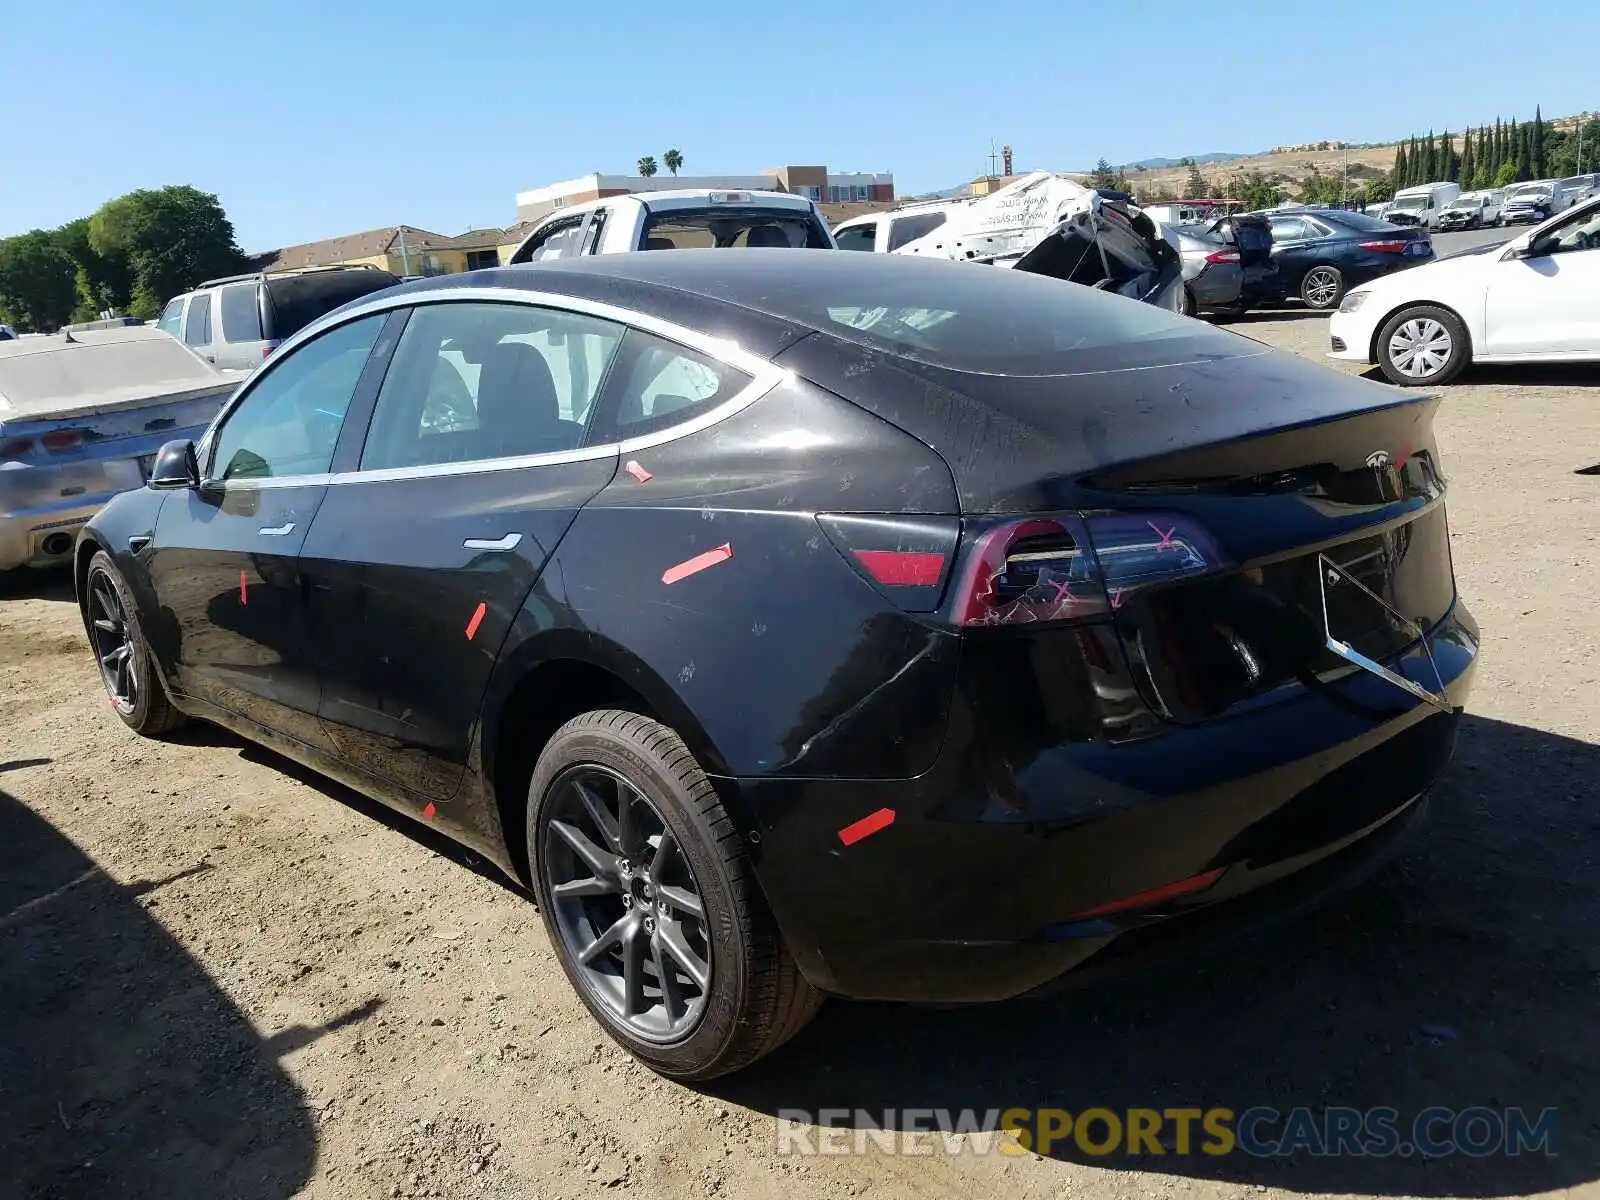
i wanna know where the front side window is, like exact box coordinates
[1533,204,1600,256]
[834,223,878,252]
[360,302,626,470]
[157,298,185,335]
[522,217,586,262]
[218,283,263,343]
[209,315,384,482]
[183,292,212,346]
[595,330,752,441]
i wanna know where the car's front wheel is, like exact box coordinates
[85,550,185,736]
[527,710,821,1080]
[1300,265,1346,310]
[1376,305,1471,386]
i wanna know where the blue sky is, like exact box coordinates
[4,0,1596,250]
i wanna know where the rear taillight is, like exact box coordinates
[1204,249,1240,264]
[40,428,85,451]
[816,514,960,612]
[948,513,1223,627]
[1,436,33,459]
[1360,240,1410,254]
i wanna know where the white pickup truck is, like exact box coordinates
[507,189,836,263]
[830,172,1182,309]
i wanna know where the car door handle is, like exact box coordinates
[258,522,296,536]
[463,533,522,552]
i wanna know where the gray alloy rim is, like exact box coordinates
[541,765,712,1043]
[88,569,137,711]
[1388,317,1453,379]
[1303,267,1341,307]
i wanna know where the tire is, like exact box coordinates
[84,550,186,736]
[526,709,821,1080]
[1180,286,1196,317]
[1376,305,1471,387]
[1300,264,1345,310]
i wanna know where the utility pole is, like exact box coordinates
[397,226,413,276]
[986,140,999,182]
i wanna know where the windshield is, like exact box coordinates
[1444,199,1476,211]
[1390,196,1428,211]
[1508,186,1550,200]
[640,207,830,250]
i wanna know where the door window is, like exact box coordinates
[595,330,752,440]
[157,297,185,335]
[359,302,626,470]
[183,292,213,346]
[521,216,587,262]
[218,283,263,343]
[1531,205,1600,257]
[886,212,948,251]
[1267,217,1313,242]
[208,315,385,482]
[834,223,878,252]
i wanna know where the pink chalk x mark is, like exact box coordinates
[1148,522,1178,551]
[1394,442,1414,470]
[239,571,248,605]
[1049,577,1075,604]
[838,807,896,847]
[624,460,653,483]
[1110,588,1127,611]
[662,543,733,586]
[421,801,437,821]
[464,602,487,641]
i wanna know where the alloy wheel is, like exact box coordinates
[1302,267,1341,308]
[88,569,138,711]
[1388,318,1453,380]
[541,765,712,1042]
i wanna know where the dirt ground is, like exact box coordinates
[3,312,1598,1200]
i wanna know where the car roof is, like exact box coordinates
[545,189,816,218]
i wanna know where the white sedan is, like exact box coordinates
[1329,195,1600,385]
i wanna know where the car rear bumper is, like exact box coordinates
[735,600,1477,1003]
[0,463,145,570]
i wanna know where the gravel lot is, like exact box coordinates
[3,310,1597,1200]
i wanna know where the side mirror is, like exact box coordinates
[148,439,200,490]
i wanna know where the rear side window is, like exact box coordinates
[359,302,626,470]
[594,330,751,440]
[219,283,263,343]
[520,217,586,262]
[834,223,877,252]
[886,212,947,251]
[157,298,185,335]
[183,293,212,346]
[264,269,401,341]
[641,207,830,249]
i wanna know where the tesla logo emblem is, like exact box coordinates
[1366,450,1391,470]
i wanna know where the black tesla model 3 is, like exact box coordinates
[76,250,1478,1079]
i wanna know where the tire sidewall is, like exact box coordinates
[1377,305,1468,387]
[525,718,753,1075]
[86,551,160,730]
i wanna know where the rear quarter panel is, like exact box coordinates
[481,378,963,781]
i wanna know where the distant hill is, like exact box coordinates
[1114,152,1250,170]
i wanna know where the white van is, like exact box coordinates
[1385,182,1461,230]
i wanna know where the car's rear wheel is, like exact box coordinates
[1300,265,1345,310]
[85,550,185,736]
[1376,305,1471,386]
[526,709,821,1080]
[1180,285,1197,317]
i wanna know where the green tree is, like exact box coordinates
[89,186,247,318]
[1515,120,1533,181]
[0,230,79,332]
[1532,106,1547,178]
[1459,127,1474,189]
[637,155,658,178]
[54,216,132,321]
[1364,172,1395,204]
[1183,158,1208,196]
[1494,160,1519,188]
[1440,130,1455,181]
[1091,157,1117,188]
[663,149,683,176]
[1393,141,1409,188]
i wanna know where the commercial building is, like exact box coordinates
[259,224,534,277]
[513,165,895,224]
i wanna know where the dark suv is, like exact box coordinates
[154,265,401,370]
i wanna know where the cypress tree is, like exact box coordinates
[1493,119,1504,175]
[1460,127,1473,187]
[1533,105,1547,178]
[1515,119,1532,180]
[1425,130,1438,180]
[1440,130,1454,181]
[1394,141,1409,189]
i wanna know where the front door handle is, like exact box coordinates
[259,522,296,536]
[463,533,522,552]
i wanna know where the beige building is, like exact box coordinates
[261,225,533,277]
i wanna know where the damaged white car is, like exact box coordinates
[831,172,1183,309]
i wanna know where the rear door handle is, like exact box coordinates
[463,533,522,552]
[259,522,295,536]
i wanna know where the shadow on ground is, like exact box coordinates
[0,564,77,603]
[1210,305,1328,325]
[0,782,379,1199]
[715,714,1600,1197]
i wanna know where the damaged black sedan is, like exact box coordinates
[76,251,1477,1079]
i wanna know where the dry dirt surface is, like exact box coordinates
[3,313,1598,1200]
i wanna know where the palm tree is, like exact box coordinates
[638,156,658,179]
[663,149,683,176]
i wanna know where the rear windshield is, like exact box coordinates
[640,207,831,250]
[265,269,401,340]
[714,255,1237,376]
